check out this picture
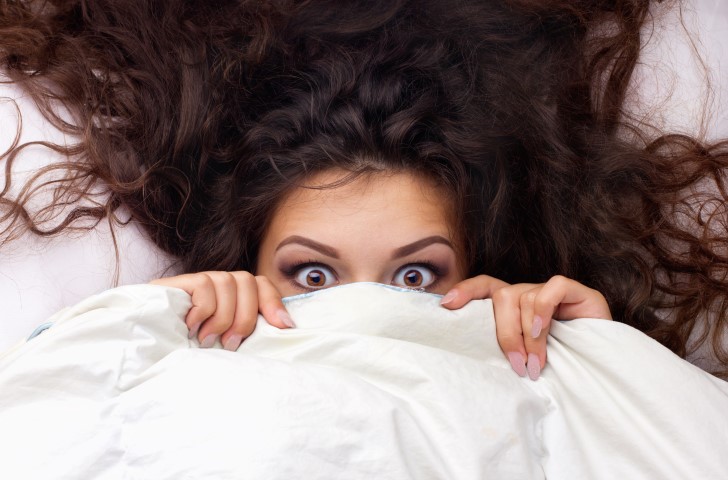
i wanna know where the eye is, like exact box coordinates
[293,265,337,289]
[392,265,437,289]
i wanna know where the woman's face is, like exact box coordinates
[256,169,466,297]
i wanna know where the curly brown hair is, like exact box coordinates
[1,0,727,377]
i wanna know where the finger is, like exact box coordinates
[150,273,217,335]
[255,275,295,329]
[533,275,612,322]
[196,271,239,347]
[522,275,612,380]
[519,286,552,381]
[440,274,511,310]
[220,271,260,351]
[491,284,536,378]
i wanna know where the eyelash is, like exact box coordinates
[280,259,446,291]
[280,259,322,277]
[404,260,444,276]
[403,260,444,290]
[281,259,332,292]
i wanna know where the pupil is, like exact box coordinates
[404,270,422,286]
[307,270,324,286]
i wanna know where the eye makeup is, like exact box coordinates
[277,256,452,293]
[279,258,340,292]
[392,260,446,290]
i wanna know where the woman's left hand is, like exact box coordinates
[439,275,612,380]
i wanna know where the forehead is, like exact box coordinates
[267,170,456,238]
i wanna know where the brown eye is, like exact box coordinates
[393,265,436,289]
[294,265,336,289]
[403,269,423,287]
[306,269,326,287]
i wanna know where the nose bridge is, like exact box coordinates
[343,239,390,285]
[347,260,388,285]
[350,271,386,285]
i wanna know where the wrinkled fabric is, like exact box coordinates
[0,283,726,480]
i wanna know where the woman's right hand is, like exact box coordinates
[149,272,295,351]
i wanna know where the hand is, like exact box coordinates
[150,272,294,351]
[440,275,612,380]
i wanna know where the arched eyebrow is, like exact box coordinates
[275,235,340,258]
[275,234,453,260]
[390,236,454,259]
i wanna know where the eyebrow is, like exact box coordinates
[391,235,454,259]
[275,235,340,258]
[274,234,454,260]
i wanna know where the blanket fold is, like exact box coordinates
[0,283,726,479]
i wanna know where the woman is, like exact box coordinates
[0,0,726,377]
[151,165,612,382]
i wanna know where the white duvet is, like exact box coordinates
[0,283,726,479]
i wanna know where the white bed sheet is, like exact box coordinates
[632,0,728,139]
[0,79,178,348]
[0,283,726,479]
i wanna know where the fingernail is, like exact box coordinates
[440,290,457,305]
[223,334,243,352]
[278,309,296,328]
[527,353,541,381]
[507,352,527,377]
[531,315,543,338]
[188,322,201,340]
[200,334,218,348]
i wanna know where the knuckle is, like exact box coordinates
[233,271,255,284]
[549,275,569,288]
[492,287,515,304]
[234,272,259,297]
[197,273,216,290]
[217,272,237,289]
[533,293,554,312]
[521,290,537,306]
